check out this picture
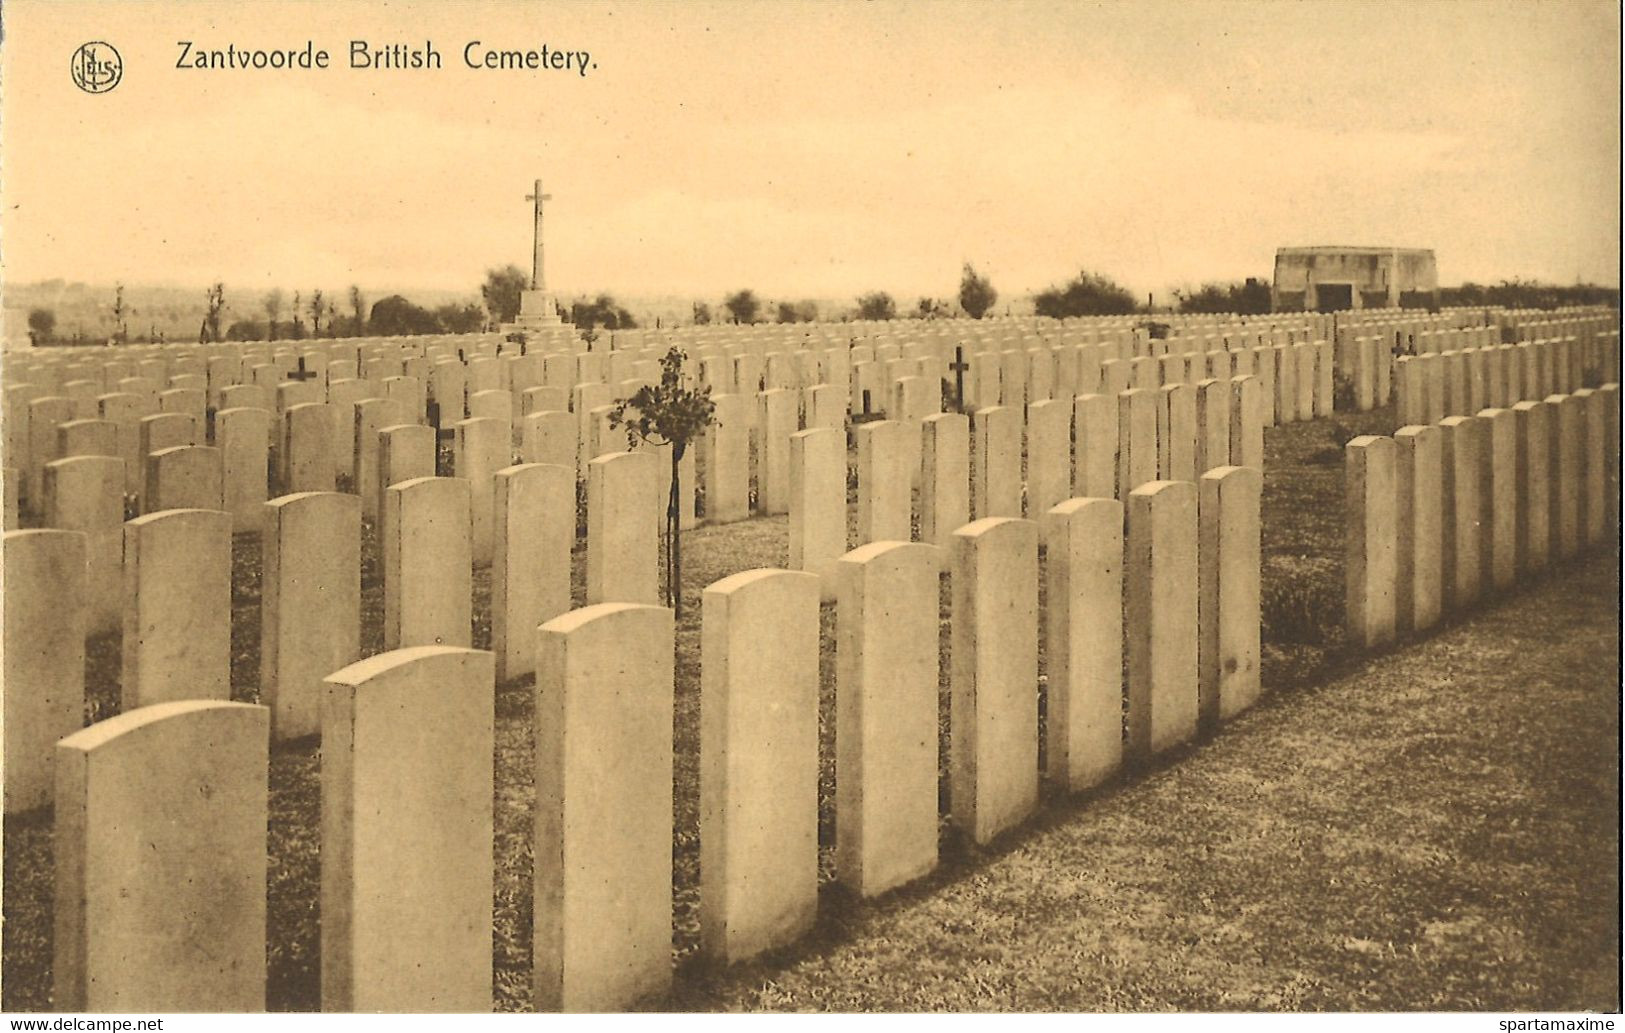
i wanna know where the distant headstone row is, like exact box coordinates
[1346,384,1619,647]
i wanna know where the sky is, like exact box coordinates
[1,0,1619,304]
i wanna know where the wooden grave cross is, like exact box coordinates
[851,388,883,425]
[949,345,971,413]
[427,400,458,444]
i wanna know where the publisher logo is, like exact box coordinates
[71,42,122,94]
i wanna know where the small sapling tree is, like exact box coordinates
[111,283,128,344]
[264,289,284,341]
[202,282,226,343]
[608,347,717,618]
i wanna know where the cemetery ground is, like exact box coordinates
[3,402,1616,1012]
[670,555,1620,1011]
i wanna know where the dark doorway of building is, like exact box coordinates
[1316,284,1353,312]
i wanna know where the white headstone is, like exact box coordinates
[950,517,1038,843]
[836,541,940,896]
[383,477,473,650]
[701,569,821,961]
[4,529,86,812]
[262,492,361,740]
[1041,499,1122,791]
[1126,481,1199,757]
[321,647,493,1011]
[535,604,674,1010]
[492,463,573,681]
[54,702,268,1011]
[122,508,231,709]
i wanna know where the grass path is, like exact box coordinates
[666,556,1621,1012]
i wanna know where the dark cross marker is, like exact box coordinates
[851,387,883,425]
[949,345,971,414]
[286,357,319,383]
[427,400,457,443]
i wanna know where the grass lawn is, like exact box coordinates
[7,401,1612,1012]
[666,553,1621,1011]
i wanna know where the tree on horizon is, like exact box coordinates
[1175,278,1272,316]
[856,291,897,320]
[959,264,996,319]
[27,308,55,346]
[724,289,760,324]
[1033,270,1137,318]
[482,265,528,324]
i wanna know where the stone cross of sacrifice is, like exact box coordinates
[526,179,551,292]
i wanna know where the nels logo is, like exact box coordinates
[71,41,123,94]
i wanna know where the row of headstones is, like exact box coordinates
[678,337,1314,435]
[7,321,1356,510]
[1391,337,1620,426]
[5,339,1297,591]
[1332,305,1508,341]
[939,339,1330,429]
[13,303,1543,392]
[17,303,1548,421]
[7,361,1267,747]
[13,357,1263,553]
[677,333,1241,412]
[7,395,476,529]
[1498,307,1618,343]
[1399,325,1504,355]
[4,340,673,468]
[12,335,1273,557]
[8,333,878,517]
[1043,307,1496,353]
[6,366,618,526]
[687,362,1267,540]
[626,310,1342,352]
[16,305,1536,520]
[25,465,1262,1012]
[1345,385,1620,648]
[15,326,988,410]
[798,376,1267,580]
[1329,308,1523,387]
[1492,308,1617,383]
[1334,315,1498,357]
[9,315,1336,473]
[628,327,1347,400]
[5,329,687,438]
[4,362,1268,679]
[1,451,648,813]
[690,337,1288,433]
[6,333,505,404]
[14,321,609,371]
